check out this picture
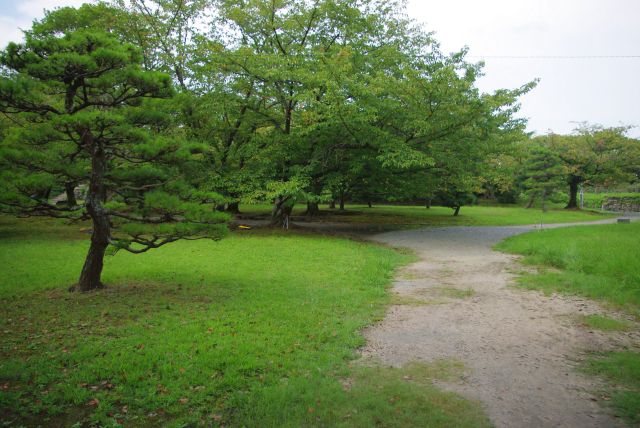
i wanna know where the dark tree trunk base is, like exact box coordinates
[304,202,319,217]
[65,182,77,208]
[270,197,293,228]
[77,238,108,291]
[226,202,240,214]
[526,195,535,209]
[453,206,461,216]
[565,178,580,209]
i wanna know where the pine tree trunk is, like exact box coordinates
[367,201,372,208]
[453,206,461,216]
[566,177,579,209]
[77,131,109,292]
[65,182,77,208]
[339,191,345,211]
[329,200,336,209]
[526,194,535,209]
[78,238,108,291]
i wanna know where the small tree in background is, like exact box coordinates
[522,146,565,211]
[0,5,228,291]
[537,125,640,209]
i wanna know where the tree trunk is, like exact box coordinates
[270,196,292,228]
[329,200,336,209]
[453,206,461,216]
[226,201,240,214]
[425,198,432,209]
[77,132,109,292]
[65,182,77,208]
[541,189,548,212]
[367,200,372,208]
[339,190,345,211]
[526,194,535,209]
[305,201,319,217]
[565,177,580,209]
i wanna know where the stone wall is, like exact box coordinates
[602,197,640,212]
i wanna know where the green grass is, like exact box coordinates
[0,216,490,427]
[579,314,633,332]
[240,203,614,227]
[582,351,640,424]
[239,361,490,427]
[495,222,640,316]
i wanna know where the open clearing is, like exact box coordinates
[1,214,637,426]
[362,221,639,427]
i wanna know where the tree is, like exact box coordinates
[521,146,565,211]
[0,4,227,291]
[537,125,640,209]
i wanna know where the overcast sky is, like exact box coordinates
[405,0,640,137]
[1,0,638,137]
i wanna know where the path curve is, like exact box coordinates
[362,220,638,428]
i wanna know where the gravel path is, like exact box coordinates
[361,220,639,428]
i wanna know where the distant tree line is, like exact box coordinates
[484,124,640,211]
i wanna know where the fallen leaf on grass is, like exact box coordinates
[87,398,100,407]
[179,397,189,404]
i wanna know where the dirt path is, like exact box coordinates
[362,222,639,428]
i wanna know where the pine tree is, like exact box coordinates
[0,5,227,291]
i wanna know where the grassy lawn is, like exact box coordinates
[0,217,490,427]
[240,203,614,227]
[497,222,640,423]
[495,222,640,316]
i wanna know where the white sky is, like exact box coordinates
[406,0,640,137]
[1,0,638,137]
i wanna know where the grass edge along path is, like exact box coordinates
[495,222,640,316]
[239,203,615,227]
[581,351,640,425]
[0,217,491,427]
[496,222,640,424]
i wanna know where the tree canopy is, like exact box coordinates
[0,0,544,290]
